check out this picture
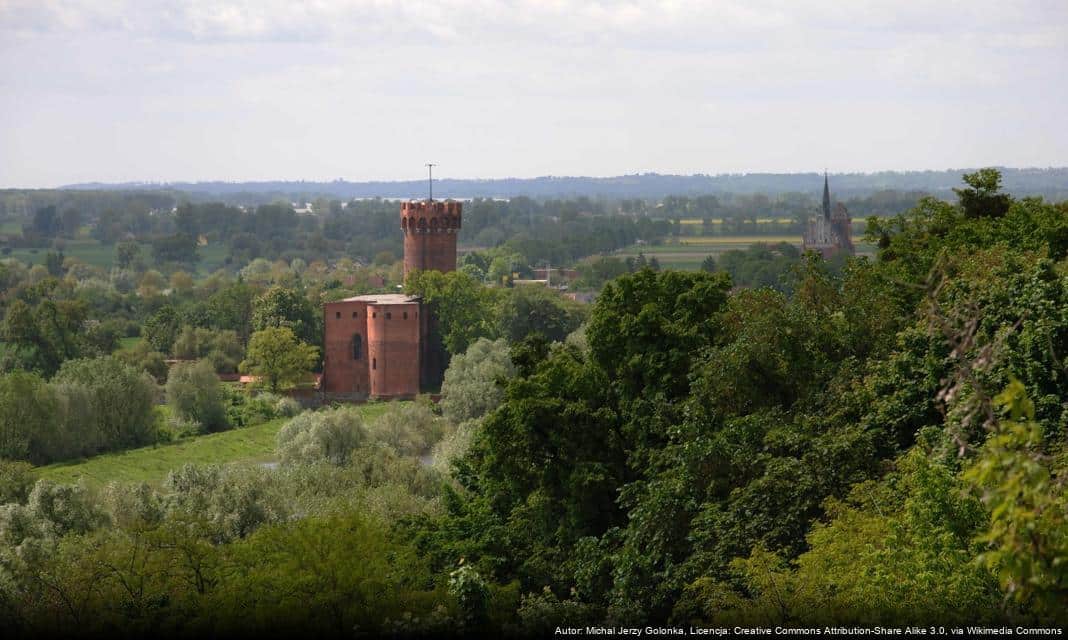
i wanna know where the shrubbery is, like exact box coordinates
[0,357,157,463]
[226,390,301,428]
[440,338,516,424]
[276,406,368,466]
[166,359,230,433]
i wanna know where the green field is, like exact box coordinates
[36,401,396,487]
[618,235,876,270]
[7,240,117,269]
[677,218,795,225]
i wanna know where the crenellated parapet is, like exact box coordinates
[401,200,461,277]
[400,200,463,233]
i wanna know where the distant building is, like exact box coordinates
[802,174,854,258]
[321,199,461,400]
[532,267,579,282]
[564,291,597,304]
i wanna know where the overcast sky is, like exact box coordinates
[1,1,1066,188]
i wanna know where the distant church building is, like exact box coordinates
[321,200,461,400]
[803,174,854,258]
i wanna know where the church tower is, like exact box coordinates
[803,172,855,259]
[822,172,832,220]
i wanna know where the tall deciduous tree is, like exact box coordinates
[240,327,319,393]
[167,360,230,433]
[404,270,498,356]
[251,285,320,347]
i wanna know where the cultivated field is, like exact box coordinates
[617,234,876,270]
[36,401,397,487]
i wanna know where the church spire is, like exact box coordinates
[822,171,831,220]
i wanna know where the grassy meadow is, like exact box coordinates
[36,401,398,487]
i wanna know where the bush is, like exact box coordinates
[163,464,286,542]
[172,326,244,372]
[164,414,205,439]
[116,339,169,383]
[366,402,446,457]
[52,380,104,459]
[430,419,478,477]
[0,372,58,463]
[276,407,368,466]
[24,480,107,538]
[0,460,35,504]
[53,357,158,451]
[166,359,230,432]
[226,391,301,428]
[440,338,516,423]
[350,442,441,497]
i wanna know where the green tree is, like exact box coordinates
[440,337,517,424]
[2,298,87,377]
[115,240,142,270]
[45,250,64,277]
[166,359,230,432]
[965,380,1068,613]
[251,285,320,347]
[276,406,367,466]
[60,208,81,238]
[29,205,61,238]
[587,268,731,399]
[405,269,498,356]
[151,232,200,267]
[240,327,319,393]
[495,286,586,344]
[0,372,57,463]
[143,305,181,354]
[954,167,1011,219]
[53,357,157,450]
[207,280,256,343]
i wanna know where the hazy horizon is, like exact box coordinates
[2,1,1066,189]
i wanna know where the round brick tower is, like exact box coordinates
[366,299,421,399]
[400,200,462,278]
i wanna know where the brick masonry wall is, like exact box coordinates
[401,201,462,277]
[367,302,422,399]
[322,300,371,394]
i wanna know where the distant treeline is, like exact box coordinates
[56,166,1068,200]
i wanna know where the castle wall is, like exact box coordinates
[322,299,371,396]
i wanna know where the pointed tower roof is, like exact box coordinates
[822,172,831,220]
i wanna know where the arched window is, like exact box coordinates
[372,357,377,370]
[352,334,362,360]
[386,311,392,320]
[430,217,439,228]
[418,218,427,230]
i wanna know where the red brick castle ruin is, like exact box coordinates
[321,199,461,400]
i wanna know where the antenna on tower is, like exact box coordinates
[426,163,436,202]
